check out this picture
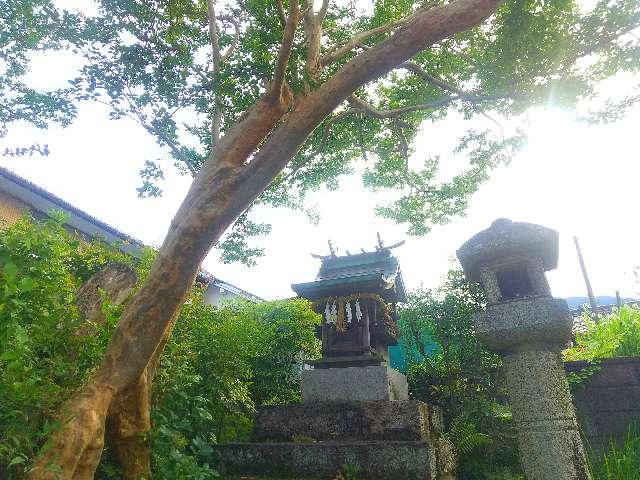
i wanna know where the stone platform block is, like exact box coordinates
[302,365,408,401]
[252,400,442,442]
[217,440,438,480]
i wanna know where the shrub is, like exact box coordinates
[148,296,320,478]
[564,305,640,361]
[0,214,132,479]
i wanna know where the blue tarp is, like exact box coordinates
[389,329,440,373]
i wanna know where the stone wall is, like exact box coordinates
[565,356,640,454]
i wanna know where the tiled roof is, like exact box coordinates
[316,249,401,282]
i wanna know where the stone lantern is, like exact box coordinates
[457,219,591,480]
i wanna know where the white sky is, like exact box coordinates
[2,5,639,302]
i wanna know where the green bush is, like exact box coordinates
[563,307,640,479]
[0,214,132,478]
[0,215,320,479]
[564,305,640,361]
[147,297,320,479]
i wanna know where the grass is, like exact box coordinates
[590,428,640,480]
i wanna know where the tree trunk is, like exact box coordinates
[29,1,503,478]
[106,370,152,480]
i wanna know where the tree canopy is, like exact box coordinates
[3,0,639,263]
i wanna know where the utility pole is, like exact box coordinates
[574,236,598,314]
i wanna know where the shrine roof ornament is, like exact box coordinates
[291,235,406,303]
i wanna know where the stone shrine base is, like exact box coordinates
[217,441,438,479]
[301,365,409,402]
[216,400,455,480]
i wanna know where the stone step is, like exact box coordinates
[252,400,442,442]
[216,440,441,480]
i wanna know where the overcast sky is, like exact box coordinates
[2,3,639,302]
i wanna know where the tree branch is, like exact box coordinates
[206,0,222,146]
[579,20,640,59]
[275,0,287,28]
[205,6,240,148]
[271,0,300,99]
[303,0,331,90]
[401,61,464,95]
[401,61,511,139]
[319,18,406,67]
[349,93,510,120]
[318,0,330,19]
[206,0,221,70]
[219,15,241,63]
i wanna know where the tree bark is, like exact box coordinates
[29,1,503,478]
[106,372,152,480]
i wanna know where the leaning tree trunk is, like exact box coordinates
[105,322,177,479]
[74,264,152,478]
[28,2,502,478]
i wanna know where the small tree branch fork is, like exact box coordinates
[28,1,504,478]
[303,0,331,88]
[319,19,404,67]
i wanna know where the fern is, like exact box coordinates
[445,416,492,456]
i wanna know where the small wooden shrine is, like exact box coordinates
[291,239,406,368]
[216,238,457,480]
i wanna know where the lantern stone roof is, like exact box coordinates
[291,248,406,303]
[456,218,559,282]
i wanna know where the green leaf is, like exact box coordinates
[3,262,18,281]
[8,455,26,467]
[19,276,34,292]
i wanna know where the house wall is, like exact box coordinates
[0,191,29,225]
[204,283,245,306]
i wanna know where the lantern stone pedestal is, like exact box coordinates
[457,219,591,480]
[216,248,455,479]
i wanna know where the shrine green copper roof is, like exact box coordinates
[291,248,406,302]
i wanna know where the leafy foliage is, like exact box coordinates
[0,1,81,153]
[399,271,521,479]
[399,271,496,417]
[0,216,320,479]
[0,214,132,479]
[2,0,639,263]
[444,416,492,456]
[564,305,640,361]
